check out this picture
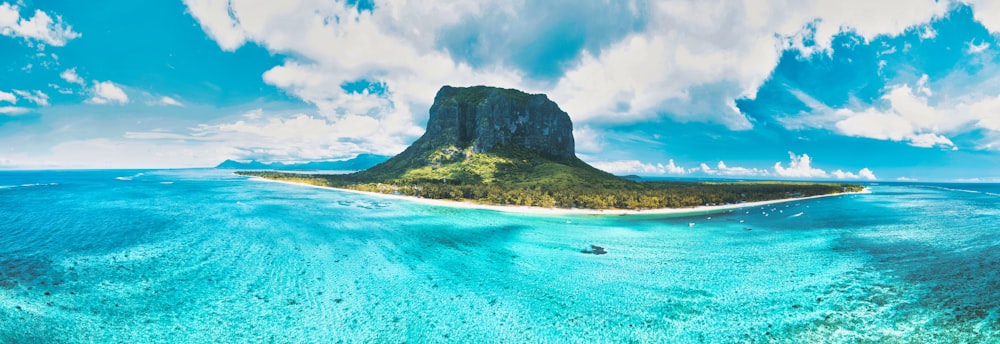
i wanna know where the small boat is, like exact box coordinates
[688,222,695,227]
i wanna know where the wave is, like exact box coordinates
[789,212,804,217]
[0,182,58,190]
[921,185,982,194]
[115,172,147,181]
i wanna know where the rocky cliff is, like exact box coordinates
[420,86,575,160]
[361,86,586,180]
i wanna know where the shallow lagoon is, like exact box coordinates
[1,169,998,342]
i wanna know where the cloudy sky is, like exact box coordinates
[2,0,1000,181]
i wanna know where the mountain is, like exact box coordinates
[238,85,860,210]
[351,85,632,189]
[215,153,390,171]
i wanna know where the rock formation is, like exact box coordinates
[422,85,575,160]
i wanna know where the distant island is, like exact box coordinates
[216,153,389,171]
[240,86,863,210]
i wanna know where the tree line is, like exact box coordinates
[238,171,863,210]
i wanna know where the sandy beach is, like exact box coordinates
[245,175,871,217]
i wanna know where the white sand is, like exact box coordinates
[245,175,871,217]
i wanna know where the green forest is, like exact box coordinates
[238,144,863,210]
[238,167,863,210]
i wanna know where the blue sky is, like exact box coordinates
[2,1,1000,181]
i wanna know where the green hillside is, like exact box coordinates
[237,147,861,210]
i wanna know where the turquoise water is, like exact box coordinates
[1,169,998,343]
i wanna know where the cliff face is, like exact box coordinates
[420,86,575,160]
[360,85,601,183]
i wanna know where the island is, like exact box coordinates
[238,85,864,211]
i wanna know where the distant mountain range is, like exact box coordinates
[215,153,390,171]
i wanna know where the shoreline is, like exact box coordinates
[244,175,871,217]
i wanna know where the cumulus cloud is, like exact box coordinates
[964,0,1000,34]
[772,151,877,180]
[0,90,14,103]
[0,2,81,47]
[773,152,829,178]
[180,0,963,159]
[787,73,1000,150]
[572,125,605,153]
[967,40,990,54]
[832,83,957,148]
[87,81,129,105]
[184,0,247,51]
[832,168,877,180]
[593,154,877,180]
[148,96,183,107]
[589,159,687,175]
[0,106,28,115]
[699,161,770,177]
[59,68,84,85]
[120,108,413,163]
[549,0,953,129]
[13,89,48,106]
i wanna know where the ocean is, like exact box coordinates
[1,169,998,342]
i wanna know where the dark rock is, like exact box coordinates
[424,86,575,160]
[581,245,608,255]
[370,86,576,175]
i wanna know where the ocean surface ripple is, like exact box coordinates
[1,170,998,342]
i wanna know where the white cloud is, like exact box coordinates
[717,161,769,176]
[915,74,932,97]
[832,168,877,180]
[858,168,877,180]
[573,125,605,153]
[59,68,84,85]
[896,176,917,181]
[699,161,770,177]
[12,89,48,106]
[788,73,1000,150]
[183,0,523,152]
[0,2,81,47]
[589,159,687,175]
[967,40,990,54]
[120,108,416,162]
[0,90,14,103]
[87,81,129,105]
[964,0,1000,34]
[772,151,877,180]
[551,0,951,129]
[919,26,937,40]
[773,152,828,178]
[183,0,248,51]
[148,96,183,107]
[181,0,959,158]
[0,106,28,115]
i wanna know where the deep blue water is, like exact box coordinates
[1,169,998,342]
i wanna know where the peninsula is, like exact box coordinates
[239,86,863,210]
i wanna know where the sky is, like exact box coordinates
[2,1,1000,182]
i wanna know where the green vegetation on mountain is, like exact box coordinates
[239,85,863,210]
